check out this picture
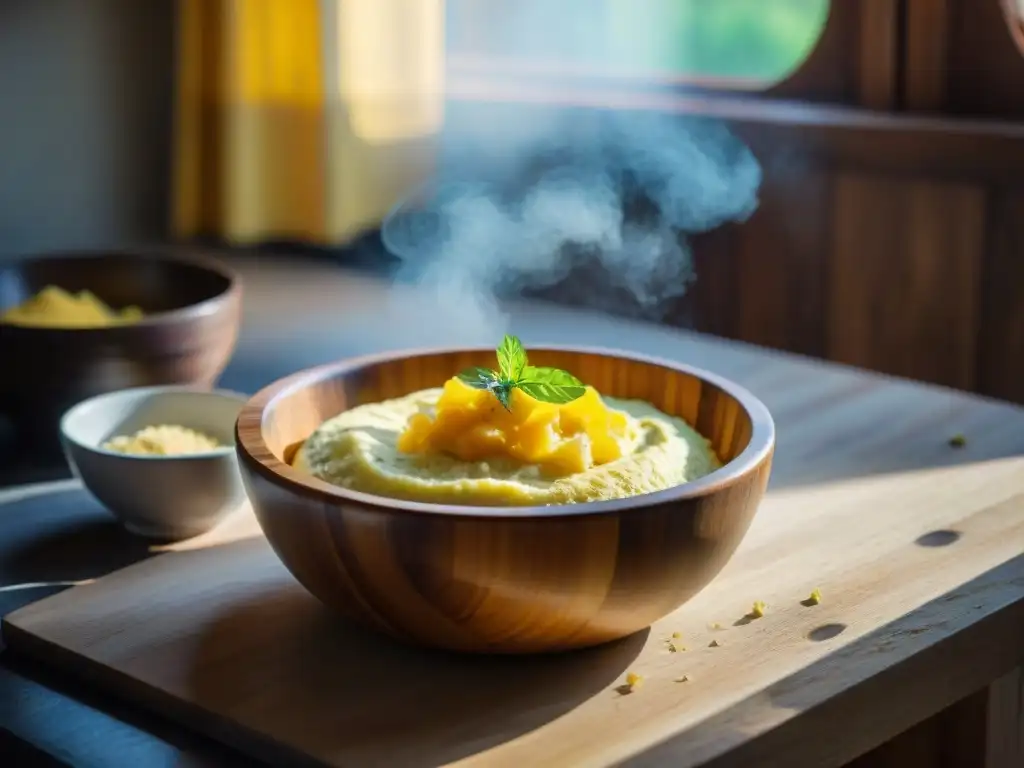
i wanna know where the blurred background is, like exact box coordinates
[2,0,1023,402]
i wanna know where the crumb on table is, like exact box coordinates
[804,587,823,606]
[948,433,967,448]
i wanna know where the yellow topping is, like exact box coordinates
[625,672,643,689]
[2,285,143,328]
[397,378,632,477]
[751,601,767,618]
[295,384,722,506]
[103,425,221,456]
[806,588,822,606]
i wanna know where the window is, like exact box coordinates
[446,0,831,89]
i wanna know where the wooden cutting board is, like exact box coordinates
[7,348,1024,768]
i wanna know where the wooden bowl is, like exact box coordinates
[236,347,775,654]
[0,250,241,455]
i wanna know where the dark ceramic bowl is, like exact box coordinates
[0,250,241,455]
[236,346,775,654]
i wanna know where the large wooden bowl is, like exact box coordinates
[0,250,241,455]
[236,347,775,654]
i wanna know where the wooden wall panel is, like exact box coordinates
[905,0,952,112]
[687,172,831,359]
[827,175,985,390]
[905,0,1024,119]
[857,0,901,110]
[977,191,1024,403]
[729,171,831,358]
[689,224,738,341]
[942,0,1024,118]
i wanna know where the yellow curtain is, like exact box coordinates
[173,0,445,245]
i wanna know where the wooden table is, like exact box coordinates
[2,255,1024,767]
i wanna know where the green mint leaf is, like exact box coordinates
[493,381,514,411]
[496,335,527,382]
[457,367,497,390]
[518,366,587,404]
[521,366,584,387]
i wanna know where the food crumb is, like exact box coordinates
[709,639,721,648]
[803,588,823,607]
[948,433,967,448]
[615,672,645,696]
[665,632,685,652]
[674,675,691,683]
[751,601,767,618]
[709,622,724,630]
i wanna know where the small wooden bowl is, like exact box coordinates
[0,250,241,454]
[236,347,775,654]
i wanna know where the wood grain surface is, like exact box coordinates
[828,174,985,391]
[6,335,1024,767]
[236,347,774,653]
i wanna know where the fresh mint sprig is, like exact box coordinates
[457,335,586,411]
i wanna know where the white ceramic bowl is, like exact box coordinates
[60,386,249,540]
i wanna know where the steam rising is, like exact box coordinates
[380,107,761,343]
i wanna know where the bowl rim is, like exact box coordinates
[236,344,776,519]
[0,249,241,333]
[60,384,250,461]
